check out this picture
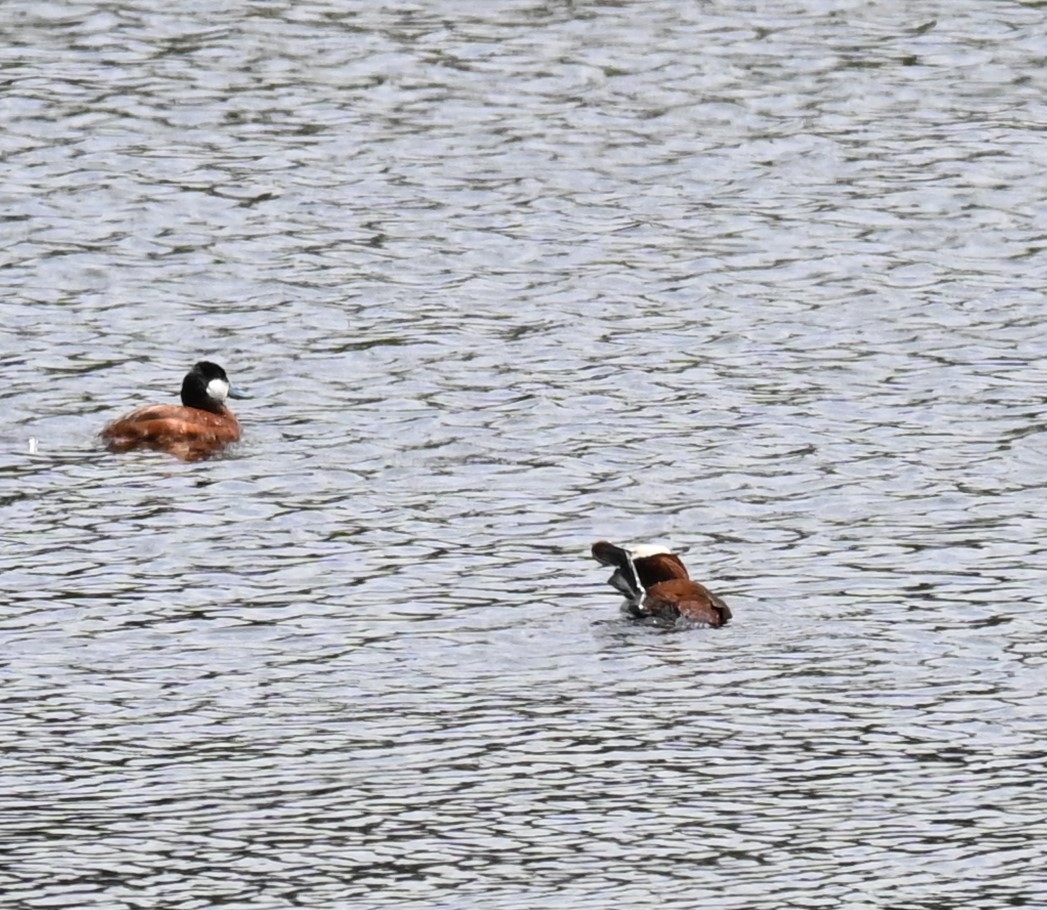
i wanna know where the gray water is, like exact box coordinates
[2,1,1046,907]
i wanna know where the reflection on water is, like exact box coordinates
[1,0,1046,907]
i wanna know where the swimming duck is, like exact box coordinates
[100,361,247,461]
[591,540,732,627]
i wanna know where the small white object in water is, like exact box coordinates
[28,437,38,455]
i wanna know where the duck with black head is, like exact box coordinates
[591,540,732,627]
[100,361,248,462]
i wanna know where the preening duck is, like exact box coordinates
[591,540,732,627]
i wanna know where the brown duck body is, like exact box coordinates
[100,361,245,462]
[101,404,241,461]
[591,540,732,627]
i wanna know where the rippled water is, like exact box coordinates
[2,1,1046,907]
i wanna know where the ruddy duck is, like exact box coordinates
[100,361,248,461]
[591,540,732,627]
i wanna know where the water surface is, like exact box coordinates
[2,1,1046,907]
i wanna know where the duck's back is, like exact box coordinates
[101,404,240,460]
[644,578,732,627]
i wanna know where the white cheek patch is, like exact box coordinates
[629,543,673,559]
[206,378,230,402]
